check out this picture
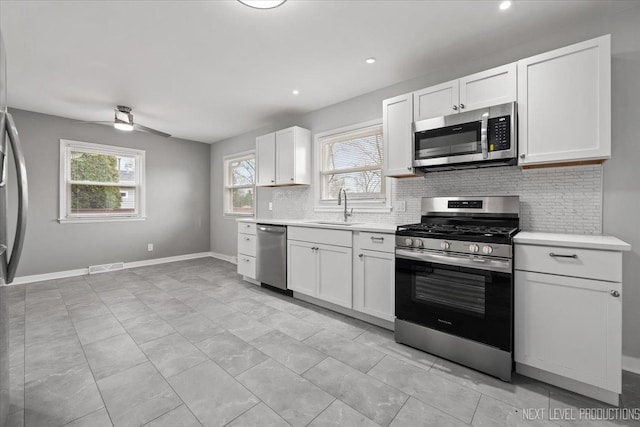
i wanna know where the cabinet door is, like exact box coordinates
[518,35,611,166]
[353,249,395,322]
[317,244,353,308]
[459,63,516,112]
[515,270,621,392]
[413,80,459,121]
[383,93,414,177]
[276,128,295,185]
[256,132,276,186]
[287,240,317,297]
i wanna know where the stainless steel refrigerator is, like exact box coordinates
[0,29,28,426]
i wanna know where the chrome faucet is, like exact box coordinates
[338,188,353,222]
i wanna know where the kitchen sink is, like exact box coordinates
[306,221,363,226]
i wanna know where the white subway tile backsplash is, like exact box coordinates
[271,165,603,234]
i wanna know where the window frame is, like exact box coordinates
[223,149,256,217]
[59,139,146,223]
[314,119,391,213]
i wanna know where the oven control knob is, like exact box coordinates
[469,244,479,253]
[404,238,413,247]
[482,245,493,254]
[414,240,423,248]
[440,241,450,250]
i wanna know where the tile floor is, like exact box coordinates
[5,257,640,427]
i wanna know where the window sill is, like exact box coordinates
[313,205,392,214]
[58,216,147,224]
[223,212,255,218]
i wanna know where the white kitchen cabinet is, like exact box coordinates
[517,35,611,166]
[353,231,395,322]
[413,63,516,121]
[287,226,353,308]
[514,235,626,405]
[515,270,621,394]
[413,80,459,121]
[288,240,317,296]
[236,222,257,280]
[383,93,415,177]
[256,126,311,187]
[317,244,353,308]
[256,132,276,186]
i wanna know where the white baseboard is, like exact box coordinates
[210,251,237,264]
[623,355,640,375]
[10,251,230,286]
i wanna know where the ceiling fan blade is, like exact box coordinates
[134,123,171,138]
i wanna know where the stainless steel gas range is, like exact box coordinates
[394,196,520,381]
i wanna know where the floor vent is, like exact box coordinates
[88,262,125,275]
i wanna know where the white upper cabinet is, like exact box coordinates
[383,93,415,177]
[459,63,517,112]
[518,35,611,166]
[413,80,459,121]
[256,132,276,186]
[413,63,517,121]
[256,126,311,186]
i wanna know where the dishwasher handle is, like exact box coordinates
[257,225,286,233]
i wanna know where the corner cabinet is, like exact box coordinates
[352,231,395,322]
[413,63,517,121]
[514,237,627,405]
[256,126,311,186]
[383,93,415,177]
[517,35,611,166]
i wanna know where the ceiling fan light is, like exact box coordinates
[114,121,134,131]
[238,0,286,9]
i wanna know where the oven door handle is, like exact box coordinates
[395,249,512,274]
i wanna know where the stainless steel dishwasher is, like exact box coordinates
[256,224,287,290]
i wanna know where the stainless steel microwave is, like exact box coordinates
[413,102,517,171]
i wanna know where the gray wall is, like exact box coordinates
[9,109,211,277]
[210,6,640,361]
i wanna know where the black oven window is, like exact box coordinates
[413,268,487,316]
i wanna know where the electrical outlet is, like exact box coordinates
[394,201,406,212]
[147,243,154,252]
[268,202,273,211]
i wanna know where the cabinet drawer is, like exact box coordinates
[356,232,395,253]
[515,244,621,282]
[237,255,256,279]
[288,226,352,247]
[237,233,257,257]
[237,222,256,235]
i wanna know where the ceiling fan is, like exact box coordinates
[84,105,171,138]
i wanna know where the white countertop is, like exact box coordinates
[514,231,631,252]
[236,217,398,233]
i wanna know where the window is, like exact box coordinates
[224,150,255,216]
[316,120,388,210]
[59,139,145,223]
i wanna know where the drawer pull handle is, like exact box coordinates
[549,253,578,259]
[358,253,363,258]
[244,237,251,241]
[243,258,250,262]
[370,237,384,242]
[611,290,620,298]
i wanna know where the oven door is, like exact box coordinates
[395,249,512,351]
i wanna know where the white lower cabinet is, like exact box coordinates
[515,270,621,392]
[514,241,624,405]
[237,222,257,280]
[353,249,395,322]
[287,227,352,309]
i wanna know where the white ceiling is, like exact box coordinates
[0,0,636,143]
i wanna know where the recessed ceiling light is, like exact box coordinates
[238,0,286,9]
[292,89,300,95]
[499,1,512,10]
[365,57,376,64]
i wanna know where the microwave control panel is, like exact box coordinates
[487,116,510,152]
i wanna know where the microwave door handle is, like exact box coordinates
[0,113,6,188]
[480,112,489,159]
